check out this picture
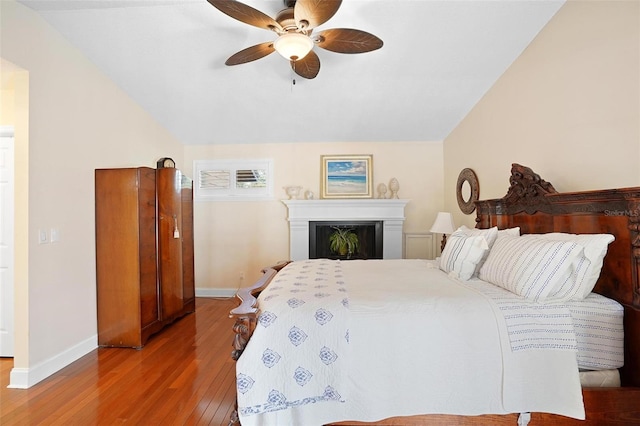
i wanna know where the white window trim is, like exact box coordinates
[193,159,274,202]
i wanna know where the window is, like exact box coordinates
[193,159,274,201]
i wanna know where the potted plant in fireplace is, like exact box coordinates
[329,226,360,258]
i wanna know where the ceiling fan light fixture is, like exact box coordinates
[273,32,313,61]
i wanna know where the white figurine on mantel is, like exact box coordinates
[388,178,400,199]
[304,190,314,200]
[377,183,388,199]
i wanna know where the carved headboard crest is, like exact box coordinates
[501,163,557,214]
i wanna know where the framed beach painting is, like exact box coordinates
[321,155,373,198]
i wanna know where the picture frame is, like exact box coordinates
[321,155,373,199]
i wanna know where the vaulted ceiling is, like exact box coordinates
[18,0,565,145]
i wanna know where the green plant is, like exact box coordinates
[328,227,360,257]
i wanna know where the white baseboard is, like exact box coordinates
[8,335,97,389]
[195,287,237,298]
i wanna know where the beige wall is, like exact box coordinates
[1,0,184,385]
[185,141,444,289]
[444,0,640,228]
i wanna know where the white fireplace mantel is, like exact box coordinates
[282,199,409,261]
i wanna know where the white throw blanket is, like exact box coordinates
[237,259,585,426]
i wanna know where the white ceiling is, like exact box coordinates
[18,0,565,145]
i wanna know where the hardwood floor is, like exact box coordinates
[0,298,238,426]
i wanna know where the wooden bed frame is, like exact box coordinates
[229,164,640,425]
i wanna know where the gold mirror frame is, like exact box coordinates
[456,168,479,214]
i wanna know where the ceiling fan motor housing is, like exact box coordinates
[276,8,297,32]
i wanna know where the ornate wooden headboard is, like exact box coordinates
[475,164,640,387]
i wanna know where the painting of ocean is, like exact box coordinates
[327,161,368,194]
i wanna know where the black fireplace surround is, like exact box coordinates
[309,221,383,260]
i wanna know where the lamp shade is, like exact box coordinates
[430,212,456,235]
[273,33,314,61]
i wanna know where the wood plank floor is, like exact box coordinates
[0,298,238,426]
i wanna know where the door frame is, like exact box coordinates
[0,125,15,357]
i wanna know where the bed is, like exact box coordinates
[228,164,640,425]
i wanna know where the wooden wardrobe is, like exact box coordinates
[95,166,195,348]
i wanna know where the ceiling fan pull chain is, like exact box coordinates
[291,61,296,90]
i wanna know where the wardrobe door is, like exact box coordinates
[181,175,195,313]
[137,168,162,341]
[156,168,184,322]
[96,167,160,348]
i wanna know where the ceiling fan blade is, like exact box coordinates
[225,42,275,66]
[294,0,342,30]
[291,50,320,79]
[207,0,283,32]
[315,28,383,54]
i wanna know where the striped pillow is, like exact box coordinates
[479,234,585,302]
[532,233,614,300]
[439,232,491,281]
[453,226,499,277]
[457,225,499,248]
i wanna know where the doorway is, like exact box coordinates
[0,126,15,357]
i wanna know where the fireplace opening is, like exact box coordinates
[309,221,383,260]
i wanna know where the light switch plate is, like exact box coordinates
[38,229,49,244]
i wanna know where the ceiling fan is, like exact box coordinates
[207,0,383,79]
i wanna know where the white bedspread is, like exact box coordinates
[237,259,585,425]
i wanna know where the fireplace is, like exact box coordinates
[309,221,383,260]
[282,199,408,261]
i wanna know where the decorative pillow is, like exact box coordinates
[530,233,614,300]
[457,225,499,248]
[478,234,585,302]
[453,226,499,276]
[439,227,495,280]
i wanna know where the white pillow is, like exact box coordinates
[439,231,491,281]
[498,227,520,237]
[479,234,585,302]
[530,233,614,300]
[457,225,499,248]
[453,226,499,276]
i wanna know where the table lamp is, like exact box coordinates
[430,212,456,253]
